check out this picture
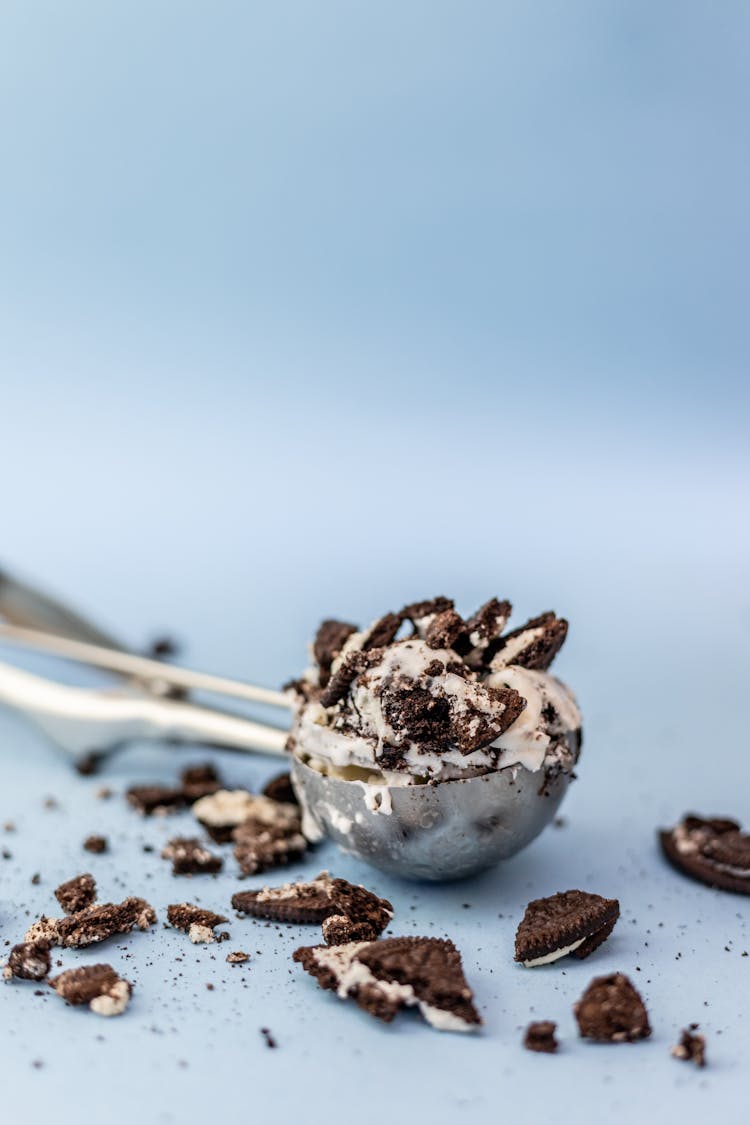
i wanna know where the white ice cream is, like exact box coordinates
[290,630,581,785]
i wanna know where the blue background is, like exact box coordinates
[2,3,749,1123]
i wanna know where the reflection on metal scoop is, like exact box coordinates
[0,568,579,882]
[292,738,577,881]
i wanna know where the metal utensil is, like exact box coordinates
[0,569,576,880]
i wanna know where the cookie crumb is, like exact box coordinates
[3,940,51,982]
[574,973,651,1042]
[226,951,250,965]
[55,873,97,914]
[83,835,108,854]
[167,904,228,944]
[671,1025,706,1067]
[161,837,223,876]
[523,1020,558,1053]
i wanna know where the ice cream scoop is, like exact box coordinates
[285,597,581,877]
[0,573,582,880]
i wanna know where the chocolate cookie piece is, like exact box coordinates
[161,837,223,876]
[49,963,132,1016]
[55,897,156,948]
[381,686,453,749]
[424,610,465,651]
[321,879,393,945]
[167,903,229,943]
[515,890,619,966]
[55,873,97,914]
[226,950,250,965]
[671,1024,706,1067]
[83,835,108,854]
[3,940,51,982]
[233,872,336,923]
[455,598,513,660]
[233,872,393,944]
[362,612,404,651]
[233,819,308,876]
[180,762,222,802]
[126,783,186,816]
[490,612,568,671]
[262,772,298,806]
[574,973,651,1043]
[659,814,750,895]
[193,790,298,844]
[400,597,455,627]
[294,936,481,1032]
[313,619,358,686]
[23,916,61,946]
[449,684,526,753]
[523,1020,558,1054]
[319,652,368,708]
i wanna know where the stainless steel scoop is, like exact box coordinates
[0,569,577,880]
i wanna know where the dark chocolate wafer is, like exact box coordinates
[515,889,619,966]
[659,814,750,895]
[55,873,97,914]
[294,936,481,1031]
[3,940,51,982]
[574,973,651,1043]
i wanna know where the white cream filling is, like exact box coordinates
[490,627,546,668]
[90,980,131,1016]
[522,936,586,967]
[188,923,216,944]
[193,790,298,829]
[255,872,332,903]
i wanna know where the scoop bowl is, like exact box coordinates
[291,737,579,881]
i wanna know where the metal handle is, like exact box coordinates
[0,568,126,648]
[0,567,293,767]
[0,660,289,767]
[0,624,292,711]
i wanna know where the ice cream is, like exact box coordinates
[286,596,582,789]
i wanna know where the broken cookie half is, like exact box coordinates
[3,940,51,982]
[167,903,229,944]
[49,964,132,1016]
[232,871,393,945]
[293,936,481,1032]
[514,889,619,967]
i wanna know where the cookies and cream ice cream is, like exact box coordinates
[286,596,582,787]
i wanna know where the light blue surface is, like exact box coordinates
[2,2,749,1122]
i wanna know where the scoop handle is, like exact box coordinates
[0,660,289,768]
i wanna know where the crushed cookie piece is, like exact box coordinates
[261,772,298,806]
[671,1024,706,1067]
[3,940,51,982]
[232,871,392,944]
[167,903,228,944]
[38,898,156,948]
[226,951,250,965]
[523,1020,558,1053]
[161,837,223,876]
[55,873,97,914]
[49,963,132,1016]
[574,973,651,1042]
[294,936,480,1031]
